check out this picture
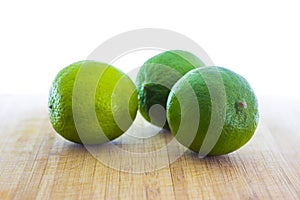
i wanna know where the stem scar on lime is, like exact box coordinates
[236,101,247,110]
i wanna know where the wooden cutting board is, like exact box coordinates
[0,95,299,199]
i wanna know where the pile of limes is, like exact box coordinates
[48,50,259,156]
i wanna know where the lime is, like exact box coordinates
[48,60,137,144]
[166,66,259,156]
[136,50,205,129]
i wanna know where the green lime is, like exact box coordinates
[48,60,137,144]
[166,66,259,156]
[136,50,205,129]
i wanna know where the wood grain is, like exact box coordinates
[0,95,299,199]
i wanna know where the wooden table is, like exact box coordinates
[0,95,299,199]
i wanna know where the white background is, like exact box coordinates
[0,0,299,97]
